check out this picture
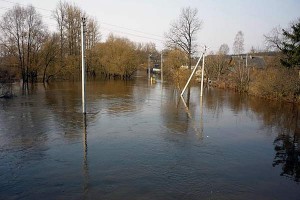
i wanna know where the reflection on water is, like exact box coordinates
[180,94,203,138]
[273,130,300,182]
[82,114,89,198]
[204,87,300,183]
[271,104,300,182]
[0,80,300,199]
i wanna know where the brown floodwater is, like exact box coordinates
[0,78,299,200]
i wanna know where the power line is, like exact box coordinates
[0,0,52,12]
[0,5,56,20]
[0,7,10,11]
[0,0,165,43]
[101,22,163,39]
[101,26,164,42]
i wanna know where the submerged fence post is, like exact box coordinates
[81,17,86,114]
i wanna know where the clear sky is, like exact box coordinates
[0,0,299,53]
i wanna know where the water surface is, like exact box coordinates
[0,79,299,199]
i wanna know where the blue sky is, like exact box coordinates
[1,0,299,53]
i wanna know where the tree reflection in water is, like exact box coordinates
[272,105,300,182]
[203,87,300,183]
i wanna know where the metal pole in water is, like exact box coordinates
[81,17,86,114]
[161,51,163,83]
[148,54,151,80]
[199,94,204,139]
[200,46,206,97]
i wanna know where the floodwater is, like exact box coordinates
[0,78,299,200]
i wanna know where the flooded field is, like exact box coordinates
[0,78,299,199]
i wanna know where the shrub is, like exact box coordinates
[249,67,300,101]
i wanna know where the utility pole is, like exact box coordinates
[181,53,203,96]
[148,54,151,80]
[81,17,86,114]
[245,54,247,79]
[200,46,207,97]
[181,46,207,97]
[161,51,163,82]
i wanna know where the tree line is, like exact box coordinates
[0,1,160,86]
[202,21,300,102]
[163,6,300,101]
[0,2,299,101]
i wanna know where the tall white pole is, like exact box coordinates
[199,94,203,138]
[148,54,151,80]
[200,47,206,97]
[81,17,86,114]
[245,54,247,80]
[161,51,163,82]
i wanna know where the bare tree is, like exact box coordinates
[95,34,139,80]
[165,7,202,70]
[25,5,47,83]
[232,31,250,91]
[64,3,82,57]
[233,31,244,55]
[264,26,286,52]
[53,1,100,80]
[213,43,230,81]
[86,17,100,49]
[164,48,188,88]
[218,43,230,55]
[0,5,46,84]
[53,0,67,68]
[39,33,60,83]
[264,19,300,69]
[205,49,229,82]
[0,5,26,83]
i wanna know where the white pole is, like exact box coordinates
[199,94,203,138]
[246,54,250,82]
[245,54,247,80]
[81,17,86,114]
[148,54,151,80]
[200,46,207,97]
[180,53,203,96]
[161,51,163,82]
